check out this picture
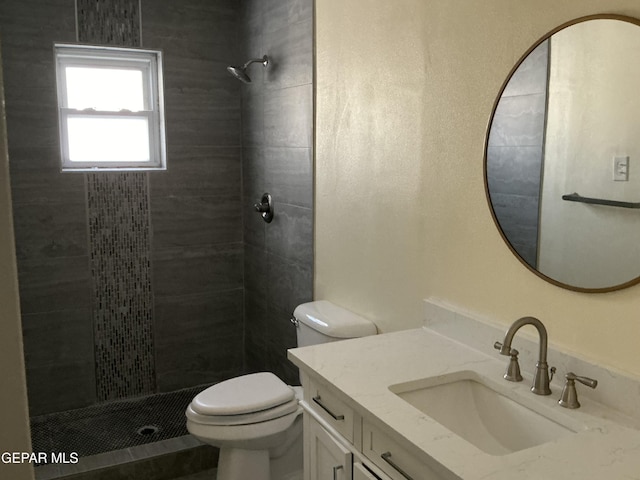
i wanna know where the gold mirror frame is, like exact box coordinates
[484,14,640,294]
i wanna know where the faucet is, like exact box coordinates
[494,316,555,395]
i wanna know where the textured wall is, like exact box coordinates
[240,0,314,385]
[315,0,430,331]
[315,0,640,377]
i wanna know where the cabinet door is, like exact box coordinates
[309,417,353,480]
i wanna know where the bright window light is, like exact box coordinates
[67,117,150,162]
[55,44,166,171]
[65,67,145,111]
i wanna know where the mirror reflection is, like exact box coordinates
[486,16,640,292]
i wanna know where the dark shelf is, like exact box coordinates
[562,192,640,209]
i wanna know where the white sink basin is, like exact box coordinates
[390,371,579,455]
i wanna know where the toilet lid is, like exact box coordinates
[186,398,300,426]
[192,372,295,416]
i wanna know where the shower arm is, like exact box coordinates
[242,55,269,69]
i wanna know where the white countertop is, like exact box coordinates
[288,327,640,480]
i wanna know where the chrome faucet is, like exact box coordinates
[494,316,555,395]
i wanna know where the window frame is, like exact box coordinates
[54,43,167,172]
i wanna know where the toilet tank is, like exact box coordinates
[293,300,377,347]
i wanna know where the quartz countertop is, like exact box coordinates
[288,327,640,480]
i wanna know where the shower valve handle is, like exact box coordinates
[254,193,274,223]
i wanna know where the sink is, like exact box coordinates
[389,371,579,455]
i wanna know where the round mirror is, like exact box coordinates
[485,15,640,292]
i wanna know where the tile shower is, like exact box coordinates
[1,0,312,474]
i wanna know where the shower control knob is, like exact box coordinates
[254,193,274,223]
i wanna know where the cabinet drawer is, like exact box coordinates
[354,462,393,480]
[307,378,355,443]
[363,421,445,480]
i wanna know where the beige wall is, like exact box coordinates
[0,45,34,480]
[315,0,640,376]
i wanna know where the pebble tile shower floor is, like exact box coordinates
[31,386,206,462]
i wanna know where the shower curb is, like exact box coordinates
[35,435,218,480]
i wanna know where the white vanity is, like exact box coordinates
[288,300,640,480]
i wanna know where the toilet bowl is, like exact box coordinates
[186,372,303,480]
[186,301,377,480]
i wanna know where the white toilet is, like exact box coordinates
[185,300,377,480]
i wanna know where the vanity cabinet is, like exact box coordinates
[302,372,445,480]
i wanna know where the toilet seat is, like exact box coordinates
[186,397,299,426]
[187,373,301,426]
[192,372,295,416]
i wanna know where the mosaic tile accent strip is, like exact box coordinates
[87,172,156,401]
[78,1,154,401]
[76,0,141,46]
[30,386,206,461]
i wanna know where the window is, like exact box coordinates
[54,44,166,171]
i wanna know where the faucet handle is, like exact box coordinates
[568,372,598,389]
[494,342,523,382]
[558,372,597,409]
[504,349,523,382]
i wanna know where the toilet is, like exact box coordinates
[185,300,377,480]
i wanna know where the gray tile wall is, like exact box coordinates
[1,0,94,415]
[1,0,246,413]
[487,40,549,268]
[240,0,314,385]
[144,0,246,392]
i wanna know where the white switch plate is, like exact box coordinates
[614,156,629,181]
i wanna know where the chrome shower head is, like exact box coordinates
[227,65,251,83]
[226,55,269,84]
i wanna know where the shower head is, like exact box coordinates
[227,55,269,84]
[227,65,251,83]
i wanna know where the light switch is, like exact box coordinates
[614,156,629,181]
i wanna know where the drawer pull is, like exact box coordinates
[312,395,345,421]
[381,451,414,480]
[333,464,343,480]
